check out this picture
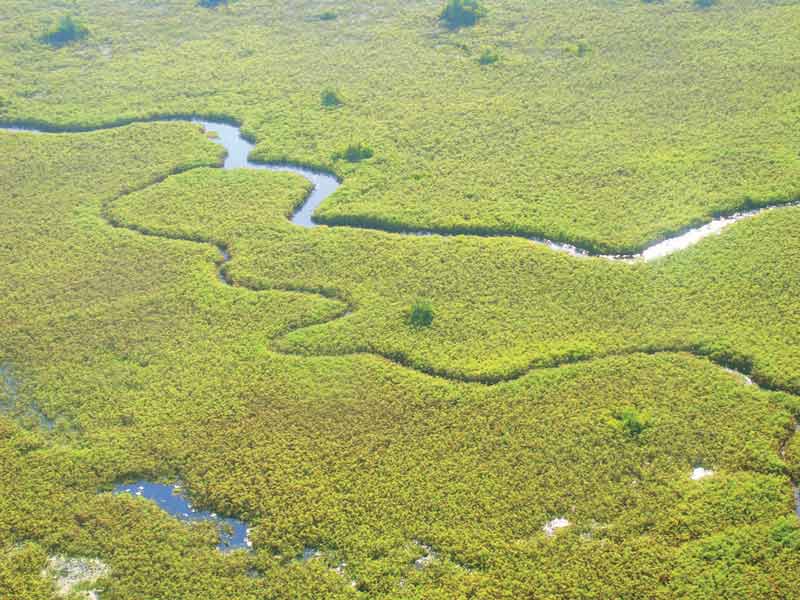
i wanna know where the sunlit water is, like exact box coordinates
[194,120,340,228]
[114,481,251,551]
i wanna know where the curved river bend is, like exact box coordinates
[193,120,800,261]
[197,120,338,229]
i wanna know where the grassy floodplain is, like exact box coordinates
[2,0,800,252]
[1,0,800,598]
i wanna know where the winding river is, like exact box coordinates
[193,119,800,262]
[4,118,798,260]
[1,118,798,525]
[197,120,338,229]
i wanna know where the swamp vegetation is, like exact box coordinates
[1,0,800,598]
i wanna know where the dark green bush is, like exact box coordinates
[334,142,373,163]
[440,0,485,29]
[769,517,800,551]
[198,0,228,7]
[321,88,343,108]
[318,11,338,21]
[409,299,434,328]
[40,15,89,47]
[693,0,717,7]
[610,407,650,439]
[478,48,499,65]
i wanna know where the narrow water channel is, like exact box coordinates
[114,481,251,551]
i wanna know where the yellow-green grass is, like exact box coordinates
[1,115,799,599]
[2,0,800,597]
[1,0,799,251]
[114,164,800,390]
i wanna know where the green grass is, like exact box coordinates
[0,0,797,252]
[1,113,799,599]
[108,167,312,244]
[1,0,800,598]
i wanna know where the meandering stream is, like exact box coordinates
[4,118,797,260]
[197,120,338,228]
[1,118,798,525]
[191,119,800,261]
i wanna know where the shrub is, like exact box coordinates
[440,0,485,29]
[198,0,228,7]
[610,407,650,439]
[769,517,800,551]
[334,142,373,163]
[40,15,89,47]
[409,299,434,328]
[693,0,717,7]
[318,11,338,21]
[478,47,499,65]
[565,41,591,57]
[321,88,343,108]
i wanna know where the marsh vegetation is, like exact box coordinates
[1,0,800,598]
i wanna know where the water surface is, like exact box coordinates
[114,481,251,551]
[194,120,340,228]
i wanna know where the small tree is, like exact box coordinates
[321,88,343,108]
[610,407,650,439]
[478,47,499,65]
[41,15,89,47]
[334,142,373,163]
[440,0,485,29]
[409,299,434,328]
